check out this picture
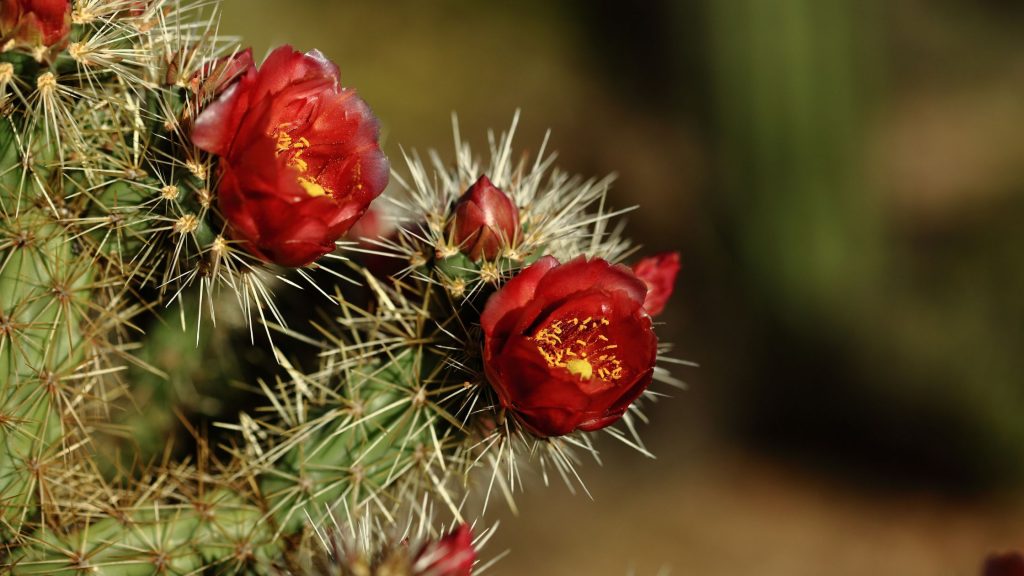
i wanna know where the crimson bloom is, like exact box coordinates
[192,45,388,267]
[0,0,70,49]
[631,251,680,317]
[449,174,519,261]
[481,256,657,437]
[413,525,475,576]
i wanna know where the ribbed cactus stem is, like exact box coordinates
[0,191,93,539]
[8,348,434,573]
[260,349,430,534]
[0,98,64,529]
[11,490,269,575]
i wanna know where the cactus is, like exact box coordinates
[0,1,684,574]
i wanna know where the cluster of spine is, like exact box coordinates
[0,1,681,574]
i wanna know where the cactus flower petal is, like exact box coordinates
[0,0,70,49]
[631,251,680,317]
[414,525,476,576]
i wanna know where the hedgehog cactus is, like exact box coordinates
[0,1,684,574]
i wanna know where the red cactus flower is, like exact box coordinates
[631,251,680,317]
[413,525,475,576]
[0,0,71,49]
[192,45,388,267]
[481,256,657,437]
[984,552,1024,576]
[449,174,519,261]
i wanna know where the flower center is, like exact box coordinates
[531,316,623,381]
[274,129,331,198]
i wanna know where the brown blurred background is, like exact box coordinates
[219,1,1024,574]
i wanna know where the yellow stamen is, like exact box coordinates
[298,177,328,198]
[274,129,332,198]
[531,316,623,382]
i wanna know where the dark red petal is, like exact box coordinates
[305,89,380,145]
[216,164,261,243]
[295,91,384,185]
[453,198,486,251]
[480,256,559,336]
[576,367,654,432]
[508,267,645,340]
[531,257,647,313]
[245,196,338,266]
[218,140,343,266]
[1,0,70,47]
[248,45,339,105]
[514,405,585,437]
[320,147,390,227]
[415,524,475,576]
[518,290,653,390]
[192,79,250,156]
[226,132,307,200]
[261,237,334,268]
[632,251,681,317]
[28,0,68,43]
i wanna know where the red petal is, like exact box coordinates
[193,79,251,156]
[248,45,339,105]
[515,405,585,437]
[632,251,681,317]
[534,257,647,310]
[480,256,559,336]
[576,366,654,432]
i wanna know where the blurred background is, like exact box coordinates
[217,1,1024,574]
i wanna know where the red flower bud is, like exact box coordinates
[449,175,519,261]
[192,45,388,267]
[985,552,1024,576]
[631,251,680,317]
[413,525,475,576]
[481,256,657,437]
[0,0,70,49]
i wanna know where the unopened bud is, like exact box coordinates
[448,174,519,261]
